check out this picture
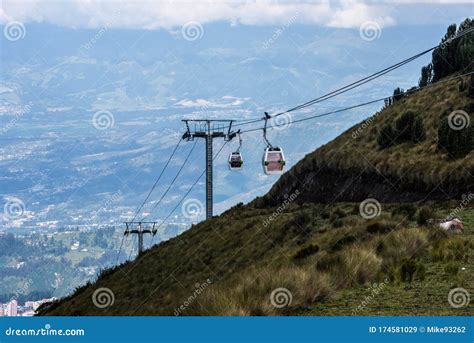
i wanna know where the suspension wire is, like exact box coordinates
[150,141,229,245]
[234,129,242,152]
[239,71,473,135]
[130,137,182,223]
[138,139,198,221]
[272,53,426,115]
[128,240,135,261]
[228,27,474,129]
[117,140,197,261]
[262,113,272,148]
[115,232,126,265]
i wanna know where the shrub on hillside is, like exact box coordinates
[396,111,416,142]
[417,206,435,226]
[444,261,460,275]
[367,220,398,234]
[339,247,382,287]
[294,211,311,226]
[437,112,473,159]
[395,111,426,144]
[378,111,426,149]
[431,237,472,262]
[329,208,346,221]
[469,74,474,98]
[391,204,417,220]
[316,252,343,272]
[376,228,429,265]
[293,244,320,260]
[411,115,426,143]
[399,258,426,283]
[331,235,357,252]
[377,124,396,149]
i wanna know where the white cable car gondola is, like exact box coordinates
[263,147,285,175]
[228,130,244,170]
[261,113,286,175]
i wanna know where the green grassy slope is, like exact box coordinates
[39,200,473,316]
[263,74,473,206]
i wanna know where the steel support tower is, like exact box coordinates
[124,221,158,254]
[182,119,236,219]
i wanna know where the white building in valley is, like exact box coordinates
[6,300,18,316]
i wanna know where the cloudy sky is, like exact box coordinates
[1,0,472,30]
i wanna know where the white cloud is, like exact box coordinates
[175,95,250,108]
[0,0,401,29]
[175,98,216,108]
[1,1,471,32]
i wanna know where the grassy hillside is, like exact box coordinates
[39,200,473,316]
[263,74,473,206]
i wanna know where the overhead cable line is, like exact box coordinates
[229,27,474,129]
[139,140,198,221]
[130,137,182,222]
[238,71,473,134]
[150,141,229,244]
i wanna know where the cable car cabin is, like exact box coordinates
[228,152,243,170]
[262,147,286,175]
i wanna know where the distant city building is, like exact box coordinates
[0,298,58,317]
[25,301,35,309]
[6,300,18,316]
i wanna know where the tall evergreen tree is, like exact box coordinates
[419,64,432,87]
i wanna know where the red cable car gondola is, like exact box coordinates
[228,130,243,170]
